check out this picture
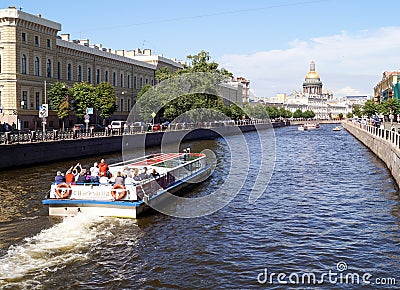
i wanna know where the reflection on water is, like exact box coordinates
[0,125,399,289]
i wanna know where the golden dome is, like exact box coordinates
[305,71,320,79]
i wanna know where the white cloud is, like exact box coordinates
[219,27,400,98]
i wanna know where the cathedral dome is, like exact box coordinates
[305,61,320,80]
[305,70,320,80]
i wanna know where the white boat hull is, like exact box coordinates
[43,165,211,219]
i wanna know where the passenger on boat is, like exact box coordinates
[99,175,109,185]
[90,162,100,183]
[139,167,150,180]
[133,168,141,181]
[76,169,87,184]
[125,173,135,185]
[54,171,65,184]
[98,159,109,177]
[85,170,92,183]
[151,169,160,179]
[65,169,75,184]
[114,171,125,185]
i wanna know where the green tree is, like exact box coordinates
[95,82,117,120]
[302,110,315,119]
[265,106,279,119]
[362,100,378,117]
[352,104,362,118]
[138,51,234,122]
[293,109,303,119]
[71,82,96,118]
[346,112,354,119]
[243,103,268,120]
[155,67,171,83]
[338,113,344,120]
[226,103,247,120]
[47,81,71,130]
[379,98,400,115]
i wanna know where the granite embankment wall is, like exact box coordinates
[342,121,400,187]
[0,122,286,170]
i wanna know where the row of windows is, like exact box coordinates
[20,91,43,110]
[19,90,132,112]
[20,54,153,88]
[21,32,52,48]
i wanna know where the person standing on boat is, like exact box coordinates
[65,169,75,184]
[90,162,100,183]
[98,159,109,177]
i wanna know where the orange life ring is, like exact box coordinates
[55,183,72,198]
[111,184,127,200]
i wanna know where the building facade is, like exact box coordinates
[0,7,183,130]
[373,71,400,103]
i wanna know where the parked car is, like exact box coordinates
[108,120,126,131]
[161,121,170,130]
[73,124,84,131]
[147,123,161,131]
[89,124,106,131]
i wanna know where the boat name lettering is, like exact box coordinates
[72,188,111,198]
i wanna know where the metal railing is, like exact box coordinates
[0,119,276,145]
[347,120,400,150]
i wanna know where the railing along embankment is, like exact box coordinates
[342,121,400,187]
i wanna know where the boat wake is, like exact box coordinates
[0,214,117,288]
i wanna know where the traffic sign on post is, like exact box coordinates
[39,104,48,118]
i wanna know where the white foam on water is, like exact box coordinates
[0,214,116,287]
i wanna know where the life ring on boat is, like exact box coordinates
[55,183,72,198]
[111,184,127,200]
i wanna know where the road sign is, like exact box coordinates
[151,112,156,118]
[87,108,94,115]
[39,104,48,118]
[84,114,90,120]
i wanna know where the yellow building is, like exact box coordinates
[373,71,400,103]
[0,6,182,130]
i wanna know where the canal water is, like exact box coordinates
[0,124,399,289]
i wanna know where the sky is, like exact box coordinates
[4,0,400,98]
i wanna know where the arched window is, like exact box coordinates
[140,77,143,88]
[46,59,52,77]
[78,65,82,82]
[96,68,100,84]
[113,72,116,86]
[120,73,124,87]
[67,63,72,81]
[105,70,109,82]
[34,57,40,76]
[127,75,131,88]
[21,54,27,74]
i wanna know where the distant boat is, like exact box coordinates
[333,126,341,131]
[304,123,320,130]
[298,125,307,131]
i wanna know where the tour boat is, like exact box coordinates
[332,126,341,131]
[42,152,211,218]
[298,125,307,131]
[304,123,320,130]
